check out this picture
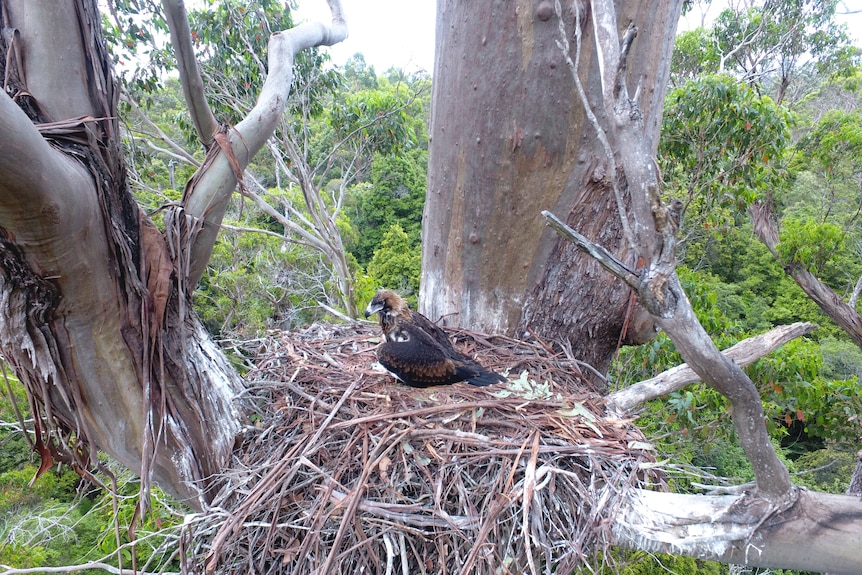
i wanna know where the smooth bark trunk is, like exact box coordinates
[422,0,682,373]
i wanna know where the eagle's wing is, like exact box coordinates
[407,310,459,354]
[377,322,505,388]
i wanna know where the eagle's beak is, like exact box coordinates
[365,301,384,318]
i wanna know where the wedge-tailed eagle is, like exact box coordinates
[364,289,506,388]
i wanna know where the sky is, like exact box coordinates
[292,0,437,74]
[294,1,861,75]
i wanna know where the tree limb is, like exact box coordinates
[541,210,639,288]
[173,0,348,287]
[162,0,218,148]
[543,209,796,504]
[0,94,94,225]
[614,488,862,572]
[607,321,817,413]
[751,200,862,349]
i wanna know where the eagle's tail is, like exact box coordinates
[463,368,507,387]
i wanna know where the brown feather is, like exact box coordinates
[365,289,506,388]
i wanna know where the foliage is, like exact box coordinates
[196,227,339,336]
[0,368,32,473]
[793,446,858,493]
[775,217,845,274]
[328,89,416,156]
[1,366,185,572]
[188,0,339,123]
[749,338,862,448]
[346,149,428,265]
[660,74,791,256]
[820,336,862,380]
[366,224,422,308]
[593,550,724,575]
[670,27,720,86]
[708,0,858,102]
[0,462,183,572]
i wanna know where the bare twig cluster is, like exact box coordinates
[187,323,661,574]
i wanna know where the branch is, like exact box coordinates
[607,321,817,413]
[162,0,218,148]
[0,94,93,230]
[543,209,796,504]
[850,273,862,309]
[614,488,862,573]
[751,201,862,349]
[541,210,639,289]
[120,91,200,166]
[175,0,348,286]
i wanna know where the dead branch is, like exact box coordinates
[607,321,817,413]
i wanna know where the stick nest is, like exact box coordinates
[191,323,661,574]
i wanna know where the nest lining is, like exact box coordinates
[191,322,660,574]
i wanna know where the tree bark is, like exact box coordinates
[0,0,246,509]
[0,0,347,509]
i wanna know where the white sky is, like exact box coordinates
[294,1,861,74]
[293,0,436,74]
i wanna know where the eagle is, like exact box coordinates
[364,289,506,388]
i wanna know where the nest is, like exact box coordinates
[190,323,661,574]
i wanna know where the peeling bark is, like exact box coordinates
[614,488,862,573]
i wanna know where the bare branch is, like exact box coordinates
[541,210,639,288]
[544,206,796,504]
[607,321,817,412]
[120,91,200,166]
[850,273,862,309]
[554,1,637,252]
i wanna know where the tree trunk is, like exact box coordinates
[0,0,244,509]
[421,0,682,373]
[0,0,348,509]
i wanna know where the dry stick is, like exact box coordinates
[316,426,413,575]
[523,431,542,575]
[330,398,565,429]
[607,321,816,413]
[206,377,362,572]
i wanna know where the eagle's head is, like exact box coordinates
[364,289,408,319]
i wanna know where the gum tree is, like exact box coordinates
[0,0,346,509]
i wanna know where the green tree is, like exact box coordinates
[347,149,427,265]
[709,0,858,103]
[660,73,791,255]
[366,223,421,306]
